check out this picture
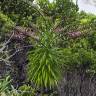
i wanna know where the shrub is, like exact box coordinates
[0,12,15,33]
[27,29,63,89]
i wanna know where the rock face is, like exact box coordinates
[58,68,96,96]
[8,26,35,87]
[0,26,35,87]
[8,39,32,87]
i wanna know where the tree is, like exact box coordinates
[0,0,37,26]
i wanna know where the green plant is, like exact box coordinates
[27,27,63,89]
[0,76,18,96]
[0,12,15,33]
[61,47,96,73]
[0,0,37,27]
[18,84,35,96]
[0,76,11,93]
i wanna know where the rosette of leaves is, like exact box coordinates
[27,28,63,89]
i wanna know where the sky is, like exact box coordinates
[78,0,96,14]
[49,0,96,15]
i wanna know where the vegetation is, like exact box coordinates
[0,0,96,95]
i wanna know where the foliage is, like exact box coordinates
[27,28,63,88]
[62,48,96,70]
[0,77,35,96]
[0,76,19,96]
[0,0,37,26]
[18,85,35,96]
[0,12,15,33]
[0,76,11,93]
[1,0,96,95]
[37,0,56,18]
